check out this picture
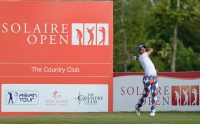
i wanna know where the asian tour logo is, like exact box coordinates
[46,91,68,106]
[171,85,199,106]
[5,91,39,105]
[72,23,109,45]
[73,92,103,105]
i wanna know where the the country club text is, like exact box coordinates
[31,66,80,73]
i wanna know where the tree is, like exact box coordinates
[120,0,129,72]
[152,0,200,72]
[113,0,154,72]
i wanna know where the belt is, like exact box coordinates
[145,74,157,76]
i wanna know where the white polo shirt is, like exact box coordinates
[139,52,157,75]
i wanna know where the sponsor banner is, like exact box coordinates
[2,84,108,112]
[0,1,113,83]
[113,74,200,111]
[0,1,113,116]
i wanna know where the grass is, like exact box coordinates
[0,112,200,124]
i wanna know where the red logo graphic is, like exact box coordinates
[172,85,199,106]
[76,29,83,45]
[181,86,190,105]
[191,86,199,105]
[99,26,106,45]
[46,91,68,106]
[52,91,61,99]
[172,86,181,106]
[72,23,109,45]
[87,26,95,45]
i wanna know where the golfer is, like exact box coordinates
[135,45,159,116]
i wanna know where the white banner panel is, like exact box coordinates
[1,84,108,112]
[113,76,200,111]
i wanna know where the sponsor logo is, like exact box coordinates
[73,92,103,105]
[120,86,170,106]
[46,91,68,106]
[172,85,199,106]
[2,23,109,46]
[72,23,109,45]
[5,91,39,105]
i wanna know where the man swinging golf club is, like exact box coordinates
[135,45,159,116]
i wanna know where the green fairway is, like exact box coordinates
[0,112,199,124]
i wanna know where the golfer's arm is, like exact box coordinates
[146,48,153,55]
